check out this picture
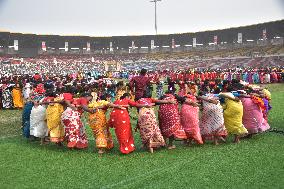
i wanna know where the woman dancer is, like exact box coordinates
[88,92,124,154]
[22,98,34,138]
[61,92,96,149]
[198,95,227,145]
[29,96,48,145]
[109,93,147,154]
[220,92,248,143]
[136,95,175,153]
[180,94,203,145]
[46,93,65,146]
[158,91,187,149]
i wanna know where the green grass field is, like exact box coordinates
[0,84,284,189]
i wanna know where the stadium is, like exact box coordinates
[0,0,284,189]
[0,19,284,72]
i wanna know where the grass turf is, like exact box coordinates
[0,84,284,189]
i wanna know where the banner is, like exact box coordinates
[87,42,91,51]
[214,36,218,45]
[237,33,242,43]
[171,38,175,49]
[110,42,113,52]
[65,42,68,52]
[193,38,196,48]
[14,40,18,51]
[132,41,135,50]
[42,41,46,51]
[263,29,267,40]
[151,40,155,49]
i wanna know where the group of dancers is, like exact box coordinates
[2,69,273,154]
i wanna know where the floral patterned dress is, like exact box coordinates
[200,95,227,140]
[61,96,88,149]
[137,98,165,148]
[1,86,13,109]
[88,100,114,150]
[158,94,187,139]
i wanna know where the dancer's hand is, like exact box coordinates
[134,125,140,132]
[168,100,176,104]
[145,103,155,108]
[70,104,77,111]
[118,106,126,110]
[234,97,240,102]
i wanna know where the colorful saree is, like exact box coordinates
[158,94,187,139]
[46,98,65,143]
[200,96,227,140]
[61,107,88,149]
[109,98,136,154]
[88,100,114,149]
[180,95,203,144]
[137,98,165,148]
[2,88,13,109]
[241,97,270,134]
[12,87,24,108]
[222,93,248,135]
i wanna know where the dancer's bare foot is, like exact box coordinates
[213,137,219,145]
[219,136,226,142]
[56,142,63,147]
[149,147,154,153]
[233,135,240,144]
[98,149,105,154]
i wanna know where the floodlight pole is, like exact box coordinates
[150,0,162,35]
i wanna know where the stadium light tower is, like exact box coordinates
[150,0,162,35]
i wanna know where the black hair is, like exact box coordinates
[214,88,221,94]
[100,94,107,101]
[227,86,234,92]
[81,92,92,97]
[120,93,130,100]
[203,79,209,85]
[140,68,147,75]
[116,81,124,87]
[46,90,56,97]
[223,80,229,85]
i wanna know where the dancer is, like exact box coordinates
[158,91,187,149]
[88,92,124,154]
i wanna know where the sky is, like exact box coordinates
[0,0,283,36]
